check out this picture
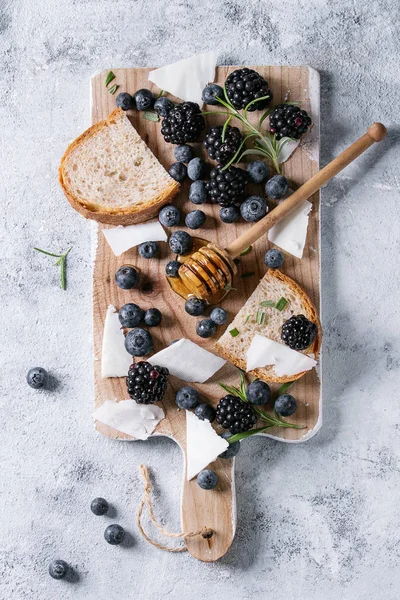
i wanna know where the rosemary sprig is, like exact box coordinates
[218,370,305,442]
[202,86,298,173]
[34,247,72,290]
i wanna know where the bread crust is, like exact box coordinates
[59,108,180,225]
[214,269,322,384]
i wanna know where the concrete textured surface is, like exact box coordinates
[1,0,400,598]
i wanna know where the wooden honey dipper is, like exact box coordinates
[179,123,387,300]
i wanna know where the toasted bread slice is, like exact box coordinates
[214,269,321,383]
[59,108,180,225]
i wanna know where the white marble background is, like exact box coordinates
[1,1,400,598]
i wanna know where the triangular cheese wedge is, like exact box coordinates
[246,334,317,376]
[148,51,218,105]
[186,411,228,480]
[101,305,132,377]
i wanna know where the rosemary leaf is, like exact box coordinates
[108,84,119,95]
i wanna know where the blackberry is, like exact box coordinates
[161,102,205,145]
[126,361,169,404]
[269,104,312,140]
[225,68,273,111]
[281,314,317,351]
[205,166,249,208]
[203,125,243,165]
[216,395,257,434]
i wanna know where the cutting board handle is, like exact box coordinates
[181,455,236,562]
[226,123,387,258]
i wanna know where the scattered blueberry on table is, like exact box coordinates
[194,403,216,422]
[165,260,181,278]
[27,367,48,389]
[104,524,126,545]
[90,497,109,516]
[133,88,154,111]
[48,559,69,580]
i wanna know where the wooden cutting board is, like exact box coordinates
[91,66,320,561]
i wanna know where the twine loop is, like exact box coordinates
[137,464,213,552]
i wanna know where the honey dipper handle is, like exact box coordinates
[225,123,387,259]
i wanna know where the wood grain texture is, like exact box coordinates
[91,66,320,561]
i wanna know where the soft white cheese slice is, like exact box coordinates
[148,51,218,106]
[101,305,132,378]
[246,334,317,377]
[278,139,300,163]
[94,399,164,440]
[102,221,167,257]
[148,338,226,383]
[186,411,228,480]
[268,200,312,259]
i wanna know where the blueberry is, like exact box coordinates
[115,265,139,290]
[185,297,207,316]
[265,175,289,199]
[197,469,218,490]
[246,380,271,405]
[187,158,208,181]
[264,249,284,269]
[104,524,126,545]
[174,145,194,163]
[196,318,217,338]
[159,205,181,227]
[220,206,240,223]
[194,403,216,422]
[202,83,224,105]
[116,92,134,111]
[185,210,206,230]
[144,308,162,327]
[90,497,109,516]
[27,367,48,389]
[210,307,228,326]
[274,394,297,417]
[49,559,69,580]
[133,88,154,111]
[168,162,187,183]
[240,196,268,222]
[176,386,199,409]
[169,231,193,255]
[138,241,159,259]
[246,160,269,183]
[154,96,174,117]
[189,181,207,205]
[125,328,154,356]
[119,303,144,328]
[219,432,241,459]
[165,260,181,277]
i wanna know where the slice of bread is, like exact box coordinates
[59,108,180,225]
[214,269,321,383]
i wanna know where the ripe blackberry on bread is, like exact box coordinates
[59,108,180,225]
[214,269,321,384]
